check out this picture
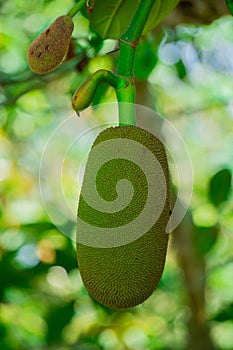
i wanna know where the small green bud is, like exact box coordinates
[72,69,125,114]
[72,69,109,113]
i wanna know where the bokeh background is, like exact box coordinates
[0,1,233,349]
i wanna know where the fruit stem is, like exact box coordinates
[116,0,155,126]
[67,0,87,18]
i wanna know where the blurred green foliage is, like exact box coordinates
[0,1,233,350]
[208,168,232,207]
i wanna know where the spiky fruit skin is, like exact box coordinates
[77,126,170,309]
[27,15,74,74]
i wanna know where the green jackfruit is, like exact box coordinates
[77,126,170,309]
[27,15,74,74]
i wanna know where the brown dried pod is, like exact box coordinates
[27,15,74,74]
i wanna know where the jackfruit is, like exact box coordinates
[27,15,74,74]
[77,126,170,309]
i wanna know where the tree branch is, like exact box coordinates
[116,0,155,125]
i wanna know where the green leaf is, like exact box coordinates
[88,0,137,39]
[144,0,179,33]
[20,221,57,232]
[88,0,179,39]
[45,301,75,343]
[193,225,219,256]
[213,303,233,322]
[208,168,232,207]
[175,59,187,79]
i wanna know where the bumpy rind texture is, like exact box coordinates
[77,126,170,309]
[27,15,74,74]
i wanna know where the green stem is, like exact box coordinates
[116,0,155,126]
[116,84,136,126]
[226,0,233,15]
[67,0,87,18]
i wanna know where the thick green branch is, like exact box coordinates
[116,0,155,125]
[117,0,155,78]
